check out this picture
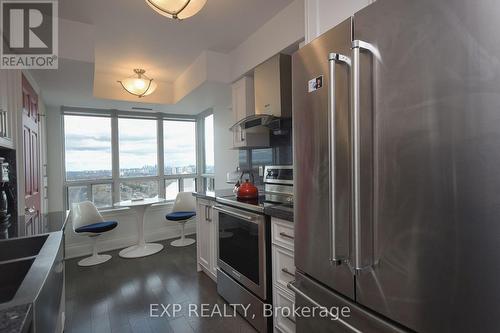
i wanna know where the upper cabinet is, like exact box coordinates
[254,54,291,118]
[231,76,255,123]
[0,70,16,149]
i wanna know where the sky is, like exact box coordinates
[64,115,202,173]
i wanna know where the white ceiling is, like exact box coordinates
[32,58,232,114]
[31,0,295,112]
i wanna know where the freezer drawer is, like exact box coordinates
[290,271,408,333]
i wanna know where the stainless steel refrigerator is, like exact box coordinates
[292,0,500,332]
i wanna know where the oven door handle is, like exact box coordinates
[213,205,257,223]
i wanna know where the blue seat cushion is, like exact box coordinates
[166,211,196,221]
[75,221,118,234]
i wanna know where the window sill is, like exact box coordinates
[98,201,175,216]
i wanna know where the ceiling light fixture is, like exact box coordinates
[145,0,207,20]
[118,69,157,98]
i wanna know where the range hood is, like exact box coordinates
[230,53,292,149]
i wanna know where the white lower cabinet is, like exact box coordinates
[271,217,296,333]
[196,198,218,281]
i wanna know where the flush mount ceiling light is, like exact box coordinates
[145,0,207,20]
[118,69,157,98]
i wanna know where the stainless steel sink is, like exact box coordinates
[0,231,64,333]
[0,234,48,262]
[0,258,35,303]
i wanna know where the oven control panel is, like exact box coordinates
[263,165,293,185]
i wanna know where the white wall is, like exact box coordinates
[305,0,374,43]
[229,0,305,81]
[174,51,231,103]
[212,85,236,189]
[38,101,49,214]
[46,107,64,213]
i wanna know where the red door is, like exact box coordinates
[22,75,41,236]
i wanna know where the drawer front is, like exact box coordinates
[272,218,294,251]
[197,198,213,207]
[274,285,296,333]
[272,246,296,290]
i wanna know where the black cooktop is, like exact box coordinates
[216,192,293,213]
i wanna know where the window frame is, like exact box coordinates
[197,109,215,192]
[62,108,199,210]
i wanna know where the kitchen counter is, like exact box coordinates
[192,189,236,201]
[0,304,32,333]
[0,230,64,333]
[194,190,294,221]
[264,204,294,222]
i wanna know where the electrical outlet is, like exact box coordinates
[258,165,264,177]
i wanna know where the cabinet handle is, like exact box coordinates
[281,267,295,278]
[279,232,294,240]
[205,205,212,222]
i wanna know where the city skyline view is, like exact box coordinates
[64,115,211,178]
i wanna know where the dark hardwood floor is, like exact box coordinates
[64,238,257,333]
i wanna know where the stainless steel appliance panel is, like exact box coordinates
[215,204,268,300]
[217,268,271,332]
[290,271,408,333]
[293,18,354,299]
[353,0,500,331]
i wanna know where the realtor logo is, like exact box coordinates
[0,0,58,69]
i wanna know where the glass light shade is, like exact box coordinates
[145,0,207,20]
[118,69,157,98]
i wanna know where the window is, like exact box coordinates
[164,120,196,175]
[92,184,112,208]
[120,180,159,201]
[67,185,88,208]
[182,178,196,193]
[64,115,112,180]
[165,179,179,201]
[252,148,273,166]
[119,118,158,177]
[63,112,200,210]
[204,114,214,174]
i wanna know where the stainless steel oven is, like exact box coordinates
[214,165,292,332]
[213,204,269,299]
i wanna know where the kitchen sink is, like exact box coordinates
[0,234,48,262]
[0,258,35,303]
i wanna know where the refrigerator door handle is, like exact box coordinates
[328,52,350,263]
[352,40,379,271]
[287,282,362,333]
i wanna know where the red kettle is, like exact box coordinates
[237,173,258,199]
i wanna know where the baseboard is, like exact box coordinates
[199,264,217,282]
[65,224,196,259]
